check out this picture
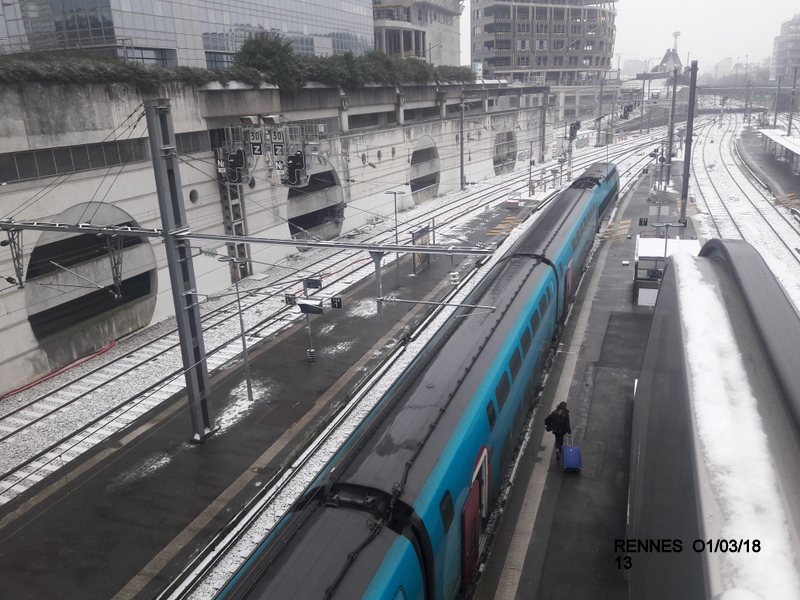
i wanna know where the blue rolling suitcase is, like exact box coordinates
[562,434,581,472]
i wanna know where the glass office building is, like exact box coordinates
[0,0,375,67]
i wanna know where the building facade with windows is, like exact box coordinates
[0,0,375,67]
[0,78,550,397]
[471,0,616,86]
[773,14,800,82]
[373,0,463,66]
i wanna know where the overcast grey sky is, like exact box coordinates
[461,2,796,72]
[613,0,794,69]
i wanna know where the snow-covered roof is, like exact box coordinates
[674,252,800,598]
[759,129,800,155]
[635,236,701,260]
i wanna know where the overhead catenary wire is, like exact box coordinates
[74,109,149,227]
[2,103,147,221]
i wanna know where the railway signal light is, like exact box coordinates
[226,148,245,183]
[227,148,245,169]
[285,150,307,186]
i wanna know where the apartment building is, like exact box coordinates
[471,0,616,86]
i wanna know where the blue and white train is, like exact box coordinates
[217,163,619,600]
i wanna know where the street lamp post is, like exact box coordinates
[217,256,254,404]
[385,190,406,287]
[426,43,442,65]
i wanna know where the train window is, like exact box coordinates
[538,296,548,316]
[531,311,540,333]
[440,490,454,533]
[571,238,577,251]
[546,285,553,302]
[521,328,532,355]
[495,372,510,411]
[509,348,522,380]
[486,400,496,430]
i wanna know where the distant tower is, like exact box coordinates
[673,31,681,52]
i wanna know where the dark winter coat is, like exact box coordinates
[545,408,571,436]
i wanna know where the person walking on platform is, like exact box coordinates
[545,401,572,461]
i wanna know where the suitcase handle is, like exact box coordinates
[565,434,573,446]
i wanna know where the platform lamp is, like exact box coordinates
[216,256,254,405]
[385,190,406,287]
[426,43,442,65]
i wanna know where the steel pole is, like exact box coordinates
[680,61,699,222]
[385,191,405,287]
[596,74,604,147]
[788,66,798,136]
[665,68,678,187]
[640,77,646,135]
[233,271,254,403]
[460,93,465,190]
[370,251,385,316]
[145,98,214,442]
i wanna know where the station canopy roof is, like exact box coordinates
[759,129,800,155]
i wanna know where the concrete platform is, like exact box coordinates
[473,127,800,600]
[739,127,800,204]
[473,171,693,600]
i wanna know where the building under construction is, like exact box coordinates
[471,0,616,86]
[373,0,464,66]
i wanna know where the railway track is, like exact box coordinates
[158,159,653,600]
[693,114,746,238]
[692,112,800,307]
[155,113,800,598]
[0,135,664,506]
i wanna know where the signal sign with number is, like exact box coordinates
[331,297,343,309]
[284,294,296,305]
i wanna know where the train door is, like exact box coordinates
[563,259,573,320]
[461,448,490,591]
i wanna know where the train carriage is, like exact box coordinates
[627,239,800,599]
[217,163,619,600]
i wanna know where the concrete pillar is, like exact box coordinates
[339,90,349,133]
[396,89,405,124]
